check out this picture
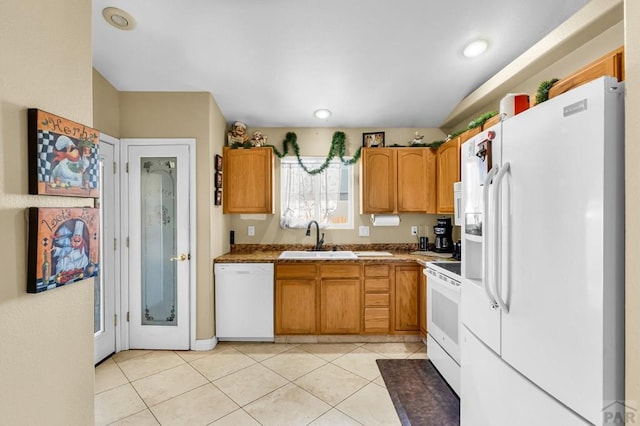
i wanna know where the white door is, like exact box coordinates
[95,135,119,364]
[125,140,193,350]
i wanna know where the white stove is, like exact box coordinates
[425,261,462,395]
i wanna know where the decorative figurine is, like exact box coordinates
[251,131,267,147]
[228,121,249,145]
[410,131,425,145]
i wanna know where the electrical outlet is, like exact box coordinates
[359,226,370,237]
[248,225,255,236]
[411,226,418,236]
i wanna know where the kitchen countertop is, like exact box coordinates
[214,243,456,265]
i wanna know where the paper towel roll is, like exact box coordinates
[370,214,400,227]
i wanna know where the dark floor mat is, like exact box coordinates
[376,358,460,426]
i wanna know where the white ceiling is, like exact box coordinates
[92,0,590,128]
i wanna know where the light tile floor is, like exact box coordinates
[95,341,427,426]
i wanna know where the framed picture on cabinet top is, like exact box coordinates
[363,132,385,148]
[215,154,223,171]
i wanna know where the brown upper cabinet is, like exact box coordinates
[223,147,273,213]
[361,147,436,214]
[435,128,480,214]
[435,138,460,214]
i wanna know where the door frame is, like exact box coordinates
[120,138,197,350]
[95,133,122,362]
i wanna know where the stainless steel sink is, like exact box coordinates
[278,250,358,260]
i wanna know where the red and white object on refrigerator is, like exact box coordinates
[460,76,624,425]
[499,93,530,118]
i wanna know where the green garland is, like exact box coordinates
[428,110,499,148]
[266,131,362,175]
[468,111,499,129]
[536,78,559,104]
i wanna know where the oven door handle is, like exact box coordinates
[482,166,499,309]
[492,162,510,313]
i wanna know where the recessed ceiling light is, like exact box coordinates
[102,7,136,31]
[314,109,332,120]
[463,39,489,58]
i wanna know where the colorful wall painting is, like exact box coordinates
[27,207,100,293]
[28,109,100,198]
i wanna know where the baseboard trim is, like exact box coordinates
[193,337,218,351]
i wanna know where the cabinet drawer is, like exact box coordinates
[276,264,317,279]
[364,278,390,292]
[364,308,390,333]
[320,264,360,278]
[364,264,389,277]
[364,293,389,307]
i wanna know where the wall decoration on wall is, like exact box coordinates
[214,154,223,206]
[28,109,100,198]
[27,207,100,293]
[363,132,385,148]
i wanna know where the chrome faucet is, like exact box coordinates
[305,220,324,251]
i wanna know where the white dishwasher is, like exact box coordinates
[214,263,274,341]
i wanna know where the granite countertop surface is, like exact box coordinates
[214,243,456,264]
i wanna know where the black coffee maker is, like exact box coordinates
[433,218,453,253]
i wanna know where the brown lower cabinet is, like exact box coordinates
[363,264,391,333]
[394,264,421,332]
[275,264,317,334]
[275,261,421,335]
[320,264,361,334]
[419,266,427,338]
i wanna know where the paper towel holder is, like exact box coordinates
[370,214,401,227]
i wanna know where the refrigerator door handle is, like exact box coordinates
[482,166,499,309]
[492,162,510,313]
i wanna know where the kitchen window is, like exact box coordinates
[280,157,353,229]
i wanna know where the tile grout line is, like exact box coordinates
[98,342,426,425]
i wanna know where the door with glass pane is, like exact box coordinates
[127,144,191,350]
[94,137,117,363]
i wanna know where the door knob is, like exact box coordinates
[170,254,188,262]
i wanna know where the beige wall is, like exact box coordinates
[119,92,228,340]
[208,97,232,332]
[625,0,640,409]
[230,127,451,246]
[93,69,121,137]
[0,1,95,424]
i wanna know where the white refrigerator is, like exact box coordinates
[460,76,625,425]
